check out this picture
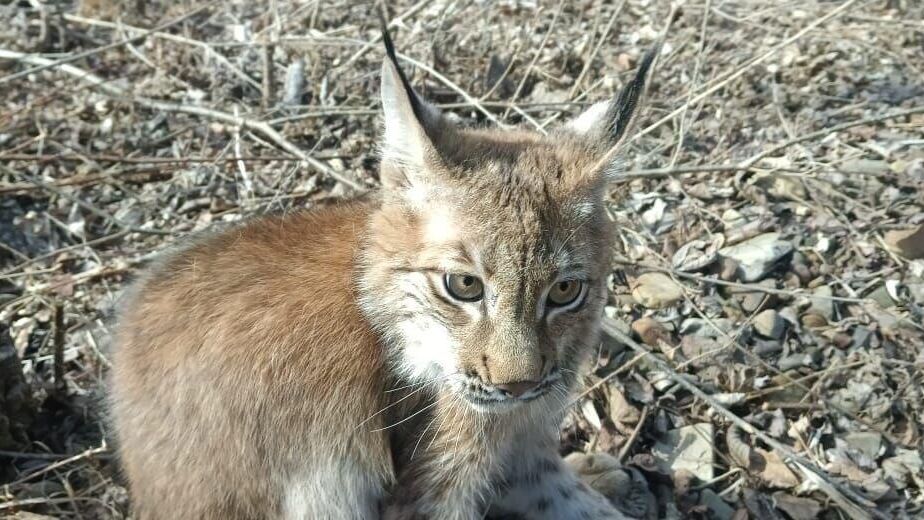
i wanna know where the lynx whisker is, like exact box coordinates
[385,372,459,393]
[369,399,441,433]
[410,391,458,461]
[355,379,436,431]
[411,409,441,461]
[424,393,461,456]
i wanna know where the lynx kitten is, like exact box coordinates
[110,27,655,520]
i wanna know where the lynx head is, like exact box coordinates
[358,30,656,413]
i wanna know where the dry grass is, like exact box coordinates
[1,0,923,518]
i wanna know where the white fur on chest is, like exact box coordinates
[282,459,383,520]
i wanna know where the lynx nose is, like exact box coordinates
[494,380,540,398]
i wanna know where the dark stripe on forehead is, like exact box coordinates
[512,241,529,318]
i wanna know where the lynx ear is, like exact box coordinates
[566,45,659,160]
[379,25,443,191]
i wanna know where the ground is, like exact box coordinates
[1,0,923,518]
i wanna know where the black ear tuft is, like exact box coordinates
[378,14,430,126]
[376,11,446,189]
[604,43,659,145]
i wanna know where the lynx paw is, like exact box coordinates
[564,452,655,520]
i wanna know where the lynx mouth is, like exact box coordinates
[455,370,562,412]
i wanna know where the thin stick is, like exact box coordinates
[738,106,924,169]
[52,302,66,395]
[0,50,362,191]
[262,41,276,109]
[0,165,170,235]
[62,13,260,89]
[616,262,870,303]
[7,444,109,487]
[502,0,566,121]
[630,0,862,143]
[617,404,649,463]
[337,0,436,71]
[668,0,711,168]
[0,230,130,277]
[600,317,883,520]
[0,153,343,165]
[0,167,173,195]
[0,2,215,85]
[569,0,627,99]
[396,52,507,128]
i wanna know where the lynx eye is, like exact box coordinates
[547,280,584,307]
[444,274,484,302]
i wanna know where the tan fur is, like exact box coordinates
[112,201,395,518]
[110,35,654,520]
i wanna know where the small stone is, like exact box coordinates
[832,332,852,349]
[721,208,745,226]
[807,276,826,289]
[866,284,897,309]
[631,317,671,348]
[681,335,721,366]
[648,371,676,392]
[753,309,785,339]
[778,305,798,325]
[738,280,778,313]
[679,317,733,338]
[719,232,794,282]
[842,158,890,175]
[719,257,739,281]
[801,312,827,329]
[769,176,807,201]
[882,449,923,491]
[851,326,873,349]
[652,423,715,482]
[740,292,764,313]
[792,263,812,284]
[808,286,835,320]
[281,58,307,106]
[631,273,684,309]
[771,493,822,520]
[778,353,815,371]
[782,272,802,289]
[699,489,735,520]
[753,338,783,357]
[843,431,883,460]
[813,234,833,255]
[908,281,924,305]
[672,236,723,272]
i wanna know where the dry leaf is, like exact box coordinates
[755,448,800,488]
[606,385,641,425]
[884,224,924,260]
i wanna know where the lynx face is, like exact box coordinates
[358,37,654,413]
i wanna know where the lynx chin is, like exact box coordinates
[109,25,657,520]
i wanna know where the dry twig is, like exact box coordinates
[0,50,363,191]
[601,317,884,520]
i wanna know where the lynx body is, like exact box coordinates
[110,30,655,520]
